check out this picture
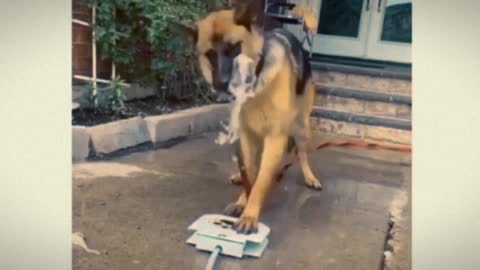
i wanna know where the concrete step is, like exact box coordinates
[310,107,411,145]
[309,60,411,145]
[315,85,412,120]
[311,62,411,97]
[310,57,411,79]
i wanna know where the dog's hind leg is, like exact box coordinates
[229,172,242,185]
[229,154,242,185]
[295,80,322,190]
[298,146,322,190]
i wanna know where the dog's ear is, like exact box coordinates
[232,0,260,31]
[170,21,198,43]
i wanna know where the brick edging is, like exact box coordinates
[72,104,230,162]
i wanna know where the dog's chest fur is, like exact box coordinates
[240,29,311,135]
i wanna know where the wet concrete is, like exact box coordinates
[73,133,411,270]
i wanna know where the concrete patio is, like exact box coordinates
[72,132,411,270]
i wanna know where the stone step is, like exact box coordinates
[311,62,412,97]
[310,57,411,80]
[310,107,411,145]
[309,60,411,144]
[315,85,412,120]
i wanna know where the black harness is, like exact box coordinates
[253,28,311,95]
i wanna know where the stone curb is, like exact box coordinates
[88,116,151,155]
[72,104,231,162]
[144,103,230,144]
[72,126,90,162]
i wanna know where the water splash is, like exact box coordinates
[215,54,257,145]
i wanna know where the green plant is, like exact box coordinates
[106,76,126,114]
[79,82,96,110]
[88,0,220,95]
[78,76,126,116]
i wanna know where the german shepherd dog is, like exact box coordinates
[176,0,321,233]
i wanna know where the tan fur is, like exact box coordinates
[291,4,318,33]
[193,8,321,233]
[195,10,263,85]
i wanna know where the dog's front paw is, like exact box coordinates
[305,176,323,190]
[234,215,258,234]
[224,202,245,217]
[229,172,242,185]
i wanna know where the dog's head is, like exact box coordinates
[173,0,263,92]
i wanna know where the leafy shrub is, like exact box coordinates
[79,0,229,115]
[88,0,220,87]
[79,77,126,116]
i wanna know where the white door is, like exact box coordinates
[365,0,412,63]
[290,0,412,63]
[309,0,371,58]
